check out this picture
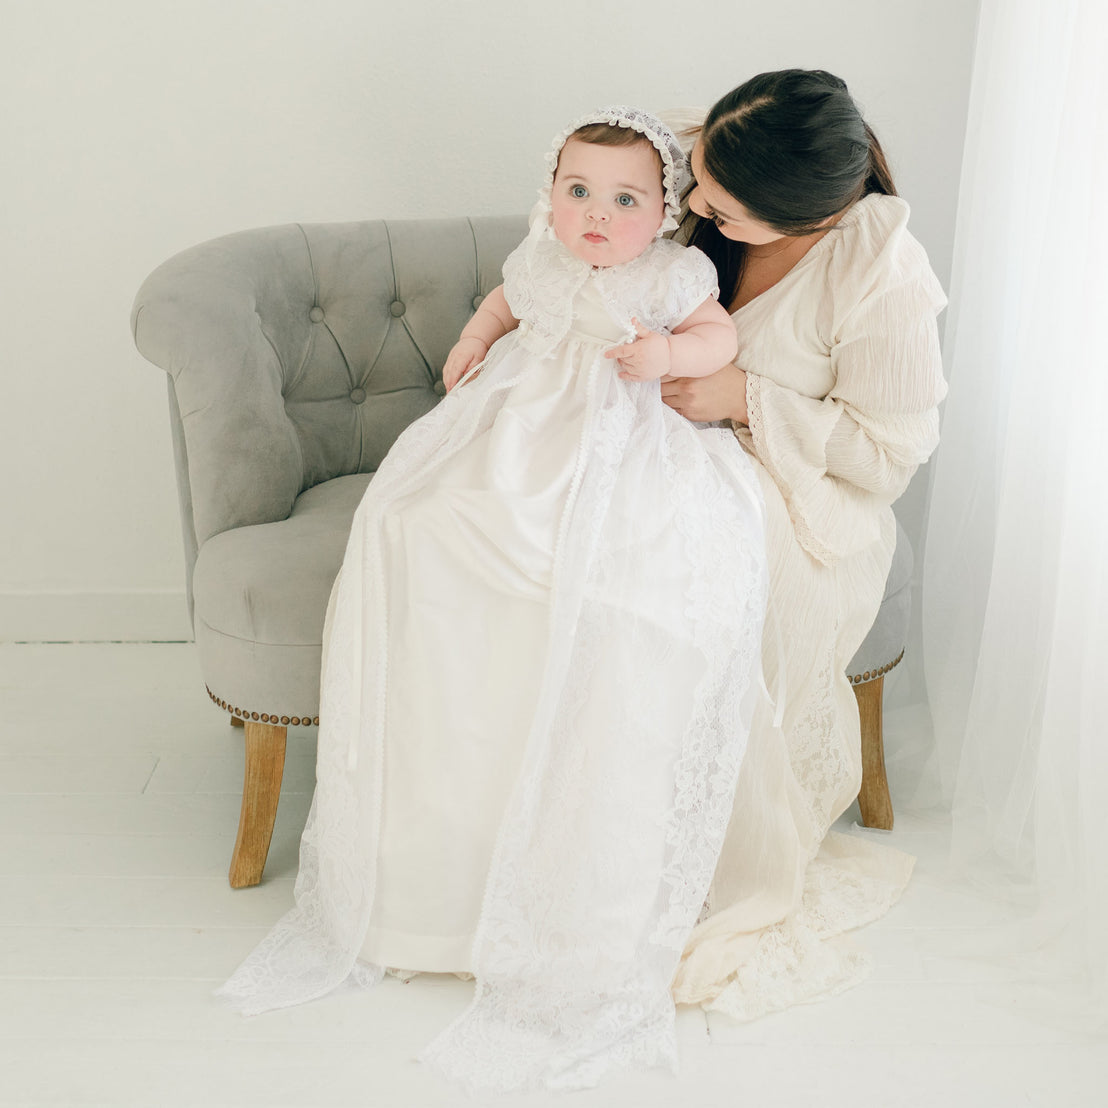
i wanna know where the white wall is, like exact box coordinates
[0,0,979,641]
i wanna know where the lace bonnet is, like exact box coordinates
[535,106,689,236]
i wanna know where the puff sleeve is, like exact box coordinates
[591,239,720,338]
[656,243,720,329]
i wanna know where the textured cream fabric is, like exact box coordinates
[673,194,947,1018]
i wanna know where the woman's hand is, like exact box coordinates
[442,337,490,391]
[660,362,749,424]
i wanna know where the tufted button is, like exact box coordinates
[433,381,447,397]
[389,300,406,317]
[472,294,485,310]
[309,306,324,323]
[349,387,366,404]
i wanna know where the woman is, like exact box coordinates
[664,69,947,1018]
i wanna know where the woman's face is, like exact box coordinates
[687,142,785,246]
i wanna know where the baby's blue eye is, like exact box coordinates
[616,194,635,207]
[571,185,588,199]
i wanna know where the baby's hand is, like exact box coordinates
[604,319,671,382]
[442,337,490,391]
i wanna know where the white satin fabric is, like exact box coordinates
[220,238,769,1093]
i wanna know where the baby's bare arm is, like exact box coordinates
[664,297,738,378]
[442,286,519,390]
[604,297,737,382]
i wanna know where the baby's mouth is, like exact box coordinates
[583,232,607,243]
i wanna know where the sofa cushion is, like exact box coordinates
[193,472,372,646]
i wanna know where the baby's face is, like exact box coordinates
[550,138,666,267]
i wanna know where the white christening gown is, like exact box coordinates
[220,233,768,1092]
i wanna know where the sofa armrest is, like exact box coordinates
[132,225,312,546]
[132,216,529,616]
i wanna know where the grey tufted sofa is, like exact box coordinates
[131,215,906,887]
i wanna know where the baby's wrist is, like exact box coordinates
[662,335,675,379]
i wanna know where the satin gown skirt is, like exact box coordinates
[351,300,768,1090]
[359,304,764,973]
[361,338,587,971]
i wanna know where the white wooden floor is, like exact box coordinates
[1,642,1104,1107]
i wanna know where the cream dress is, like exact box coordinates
[672,191,948,1017]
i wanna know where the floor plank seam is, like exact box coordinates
[140,756,162,794]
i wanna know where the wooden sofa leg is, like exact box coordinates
[854,677,894,830]
[229,721,287,888]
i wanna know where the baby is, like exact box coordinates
[442,110,737,390]
[221,109,767,1098]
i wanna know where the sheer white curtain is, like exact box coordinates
[922,0,1107,1023]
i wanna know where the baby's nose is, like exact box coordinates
[586,202,610,222]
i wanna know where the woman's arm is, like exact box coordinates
[747,279,946,505]
[663,275,945,562]
[660,362,749,423]
[442,284,519,390]
[662,274,945,472]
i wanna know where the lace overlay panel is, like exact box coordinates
[420,355,767,1093]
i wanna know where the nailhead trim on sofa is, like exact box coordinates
[204,649,903,727]
[847,649,905,685]
[206,686,319,727]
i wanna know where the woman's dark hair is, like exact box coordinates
[681,70,896,306]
